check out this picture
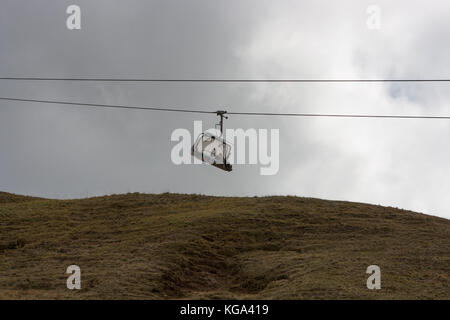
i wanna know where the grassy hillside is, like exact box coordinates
[0,192,449,299]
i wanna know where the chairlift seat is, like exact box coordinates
[191,131,232,172]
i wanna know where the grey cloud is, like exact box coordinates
[1,0,450,218]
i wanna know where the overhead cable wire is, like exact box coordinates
[1,77,450,83]
[0,97,215,114]
[227,111,450,119]
[2,96,450,119]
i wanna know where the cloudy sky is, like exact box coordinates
[1,0,450,218]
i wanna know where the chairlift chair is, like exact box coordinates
[191,111,233,172]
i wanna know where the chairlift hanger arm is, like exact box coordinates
[216,110,228,134]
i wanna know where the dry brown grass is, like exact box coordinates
[0,191,449,299]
